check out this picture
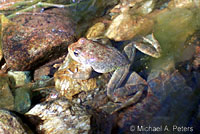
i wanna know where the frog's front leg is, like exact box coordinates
[107,43,147,112]
[59,54,92,80]
[69,65,92,80]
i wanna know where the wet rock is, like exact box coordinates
[147,70,198,130]
[118,0,157,15]
[8,71,31,88]
[34,54,66,81]
[0,109,33,134]
[116,90,160,134]
[26,98,91,134]
[168,0,200,9]
[14,85,32,114]
[86,22,107,40]
[105,13,154,41]
[14,78,55,113]
[1,8,76,70]
[184,30,200,70]
[148,56,175,80]
[0,73,14,110]
[54,57,98,100]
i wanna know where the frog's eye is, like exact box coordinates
[73,49,80,57]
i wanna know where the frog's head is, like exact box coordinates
[68,38,89,64]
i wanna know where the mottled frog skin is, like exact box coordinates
[68,38,129,74]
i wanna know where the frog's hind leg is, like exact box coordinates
[107,43,149,114]
[111,72,148,113]
[134,33,161,58]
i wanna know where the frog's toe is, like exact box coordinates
[134,33,161,58]
[109,84,148,103]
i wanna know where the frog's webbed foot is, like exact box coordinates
[134,33,161,58]
[107,72,148,114]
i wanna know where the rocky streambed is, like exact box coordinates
[0,0,200,134]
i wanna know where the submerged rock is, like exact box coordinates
[54,57,98,100]
[26,98,91,134]
[8,71,31,88]
[1,8,76,70]
[0,109,33,134]
[0,73,14,110]
[105,13,154,41]
[14,85,32,114]
[168,0,200,9]
[34,54,66,81]
[148,70,198,129]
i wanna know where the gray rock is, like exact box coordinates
[26,98,91,134]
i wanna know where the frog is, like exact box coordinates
[66,33,161,113]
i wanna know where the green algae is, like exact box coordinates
[149,8,200,70]
[153,8,200,60]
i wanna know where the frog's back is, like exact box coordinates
[89,45,129,73]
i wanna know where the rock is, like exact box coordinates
[105,13,154,41]
[8,71,31,88]
[34,54,66,81]
[13,78,55,113]
[54,57,97,100]
[1,8,76,70]
[116,90,160,134]
[14,85,32,114]
[86,22,106,40]
[26,98,91,134]
[147,70,198,129]
[0,109,33,134]
[168,0,200,9]
[0,73,14,110]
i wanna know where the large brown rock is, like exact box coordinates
[2,8,76,70]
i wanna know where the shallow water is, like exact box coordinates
[0,0,200,134]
